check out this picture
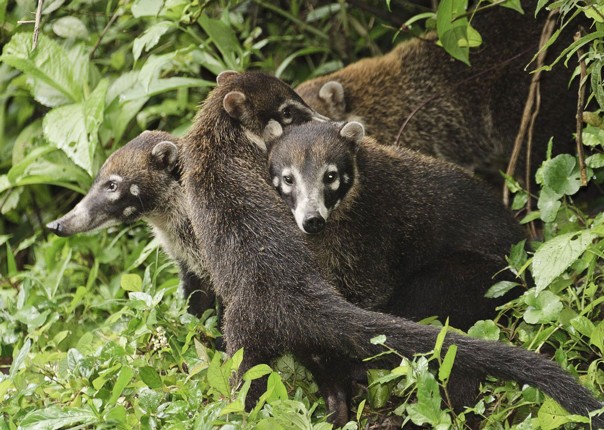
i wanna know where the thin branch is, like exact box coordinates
[525,80,541,239]
[394,46,536,146]
[502,10,558,206]
[32,0,44,50]
[575,29,588,187]
[90,6,122,59]
[452,0,508,22]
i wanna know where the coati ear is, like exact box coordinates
[223,91,247,119]
[216,70,239,86]
[151,140,179,171]
[339,121,364,152]
[263,120,284,153]
[319,81,345,106]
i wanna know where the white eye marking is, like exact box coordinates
[272,176,280,187]
[130,184,140,196]
[109,174,124,183]
[123,206,137,217]
[326,164,340,191]
[281,168,293,194]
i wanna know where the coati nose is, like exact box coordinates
[46,220,64,236]
[302,213,325,234]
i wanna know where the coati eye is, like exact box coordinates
[283,175,294,185]
[281,107,293,123]
[325,172,338,184]
[107,181,118,192]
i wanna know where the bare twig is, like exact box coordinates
[394,46,535,146]
[90,6,122,59]
[502,10,558,207]
[525,83,541,239]
[575,30,589,187]
[32,0,44,50]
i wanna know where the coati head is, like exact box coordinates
[216,71,329,151]
[47,131,181,236]
[265,120,364,234]
[295,79,347,121]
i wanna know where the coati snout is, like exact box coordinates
[265,120,361,234]
[47,131,179,236]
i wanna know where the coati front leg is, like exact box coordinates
[178,261,216,318]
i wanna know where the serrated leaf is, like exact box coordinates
[485,281,519,298]
[541,154,583,196]
[133,21,174,61]
[52,16,89,39]
[523,290,563,324]
[582,125,604,147]
[43,79,108,174]
[532,230,596,291]
[467,320,500,340]
[19,406,97,429]
[406,369,450,427]
[207,353,230,397]
[140,366,163,389]
[243,364,272,381]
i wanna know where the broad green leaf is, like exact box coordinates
[485,281,519,298]
[541,154,583,196]
[10,338,31,379]
[140,366,163,389]
[121,274,143,292]
[538,186,562,223]
[109,365,135,405]
[43,79,108,174]
[243,364,272,381]
[138,387,164,412]
[582,125,604,148]
[264,372,288,402]
[104,72,150,143]
[436,0,470,65]
[438,344,457,383]
[207,352,230,397]
[1,33,85,105]
[52,16,89,39]
[586,153,604,169]
[532,230,596,291]
[467,320,500,340]
[537,397,590,429]
[120,77,214,101]
[20,406,97,430]
[133,21,175,61]
[523,290,563,324]
[570,315,595,338]
[584,5,604,22]
[132,0,163,17]
[367,369,392,408]
[589,320,604,354]
[500,0,524,13]
[370,334,387,345]
[406,369,451,427]
[198,15,242,70]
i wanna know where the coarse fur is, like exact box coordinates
[180,71,603,427]
[266,120,524,330]
[295,5,578,186]
[47,131,215,317]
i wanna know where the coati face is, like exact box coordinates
[265,121,364,234]
[47,131,180,237]
[295,79,347,121]
[217,71,329,151]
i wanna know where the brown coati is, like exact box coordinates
[180,70,603,427]
[265,120,524,331]
[46,131,215,318]
[294,6,578,186]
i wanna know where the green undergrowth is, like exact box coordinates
[1,0,604,429]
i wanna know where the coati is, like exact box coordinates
[295,6,578,185]
[265,120,524,331]
[46,131,215,318]
[180,70,603,427]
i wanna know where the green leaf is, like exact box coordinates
[109,365,135,405]
[589,320,604,354]
[582,125,604,148]
[485,281,519,298]
[198,15,242,71]
[43,79,108,174]
[523,290,563,324]
[120,77,214,101]
[243,364,272,381]
[370,334,387,345]
[436,0,470,65]
[1,33,85,106]
[541,154,583,196]
[532,230,596,291]
[52,16,89,40]
[537,397,590,429]
[133,21,175,61]
[264,372,288,403]
[538,186,562,223]
[438,344,457,384]
[406,368,451,427]
[10,338,31,379]
[20,406,97,430]
[586,153,604,169]
[207,352,230,397]
[467,320,500,340]
[132,0,163,17]
[500,0,524,13]
[367,369,392,408]
[140,366,163,389]
[121,273,143,292]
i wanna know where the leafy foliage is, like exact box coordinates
[1,0,604,429]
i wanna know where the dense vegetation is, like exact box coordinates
[1,0,604,428]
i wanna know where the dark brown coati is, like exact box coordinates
[265,120,524,331]
[46,131,215,318]
[180,70,603,427]
[295,6,578,186]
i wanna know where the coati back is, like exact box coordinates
[295,6,578,185]
[266,120,524,329]
[180,71,603,427]
[46,131,215,317]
